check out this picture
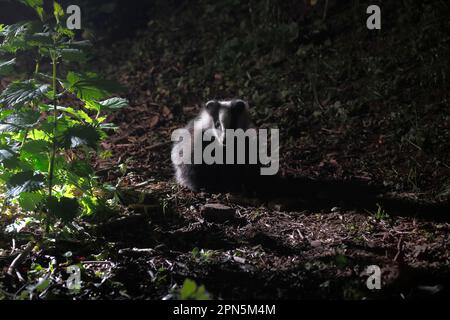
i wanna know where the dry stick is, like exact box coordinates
[322,0,329,21]
[81,261,114,265]
[7,241,34,277]
[48,53,58,199]
[145,141,172,151]
[393,236,404,262]
[15,270,26,282]
[312,60,325,110]
[46,51,58,234]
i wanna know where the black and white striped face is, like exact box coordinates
[204,99,251,144]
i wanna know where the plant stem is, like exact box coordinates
[48,53,58,199]
[45,50,59,234]
[34,60,39,75]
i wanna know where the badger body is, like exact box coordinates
[171,99,259,192]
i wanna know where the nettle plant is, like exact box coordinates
[0,2,127,231]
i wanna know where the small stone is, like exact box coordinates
[200,203,236,223]
[310,240,322,248]
[233,256,246,264]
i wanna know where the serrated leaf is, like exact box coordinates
[18,0,43,8]
[56,25,75,38]
[35,7,44,20]
[61,48,86,62]
[0,22,29,52]
[99,122,118,130]
[47,196,79,222]
[98,97,128,111]
[0,58,16,75]
[67,40,92,49]
[25,152,49,172]
[27,32,53,47]
[83,100,101,112]
[63,125,100,148]
[53,2,64,20]
[41,112,70,135]
[180,279,197,299]
[0,146,17,161]
[17,0,44,20]
[0,146,19,168]
[65,72,122,100]
[0,80,50,107]
[0,110,41,132]
[21,140,50,153]
[34,277,50,293]
[6,171,45,197]
[69,160,93,177]
[57,106,92,123]
[19,192,44,211]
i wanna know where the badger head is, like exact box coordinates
[203,99,252,145]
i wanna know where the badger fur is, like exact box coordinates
[171,99,259,192]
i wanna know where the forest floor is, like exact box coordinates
[1,1,449,299]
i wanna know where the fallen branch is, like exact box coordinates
[7,241,34,276]
[145,141,172,151]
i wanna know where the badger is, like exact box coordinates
[171,99,260,192]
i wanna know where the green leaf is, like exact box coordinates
[56,25,75,38]
[0,58,16,76]
[98,122,118,130]
[17,0,44,20]
[179,278,210,300]
[18,0,43,9]
[25,152,49,172]
[21,140,51,153]
[47,196,79,222]
[61,48,87,62]
[35,7,44,20]
[41,112,70,136]
[0,22,29,53]
[83,100,101,112]
[0,146,19,168]
[98,97,128,111]
[18,192,44,211]
[27,32,53,47]
[180,279,197,300]
[6,171,45,197]
[65,72,123,100]
[57,106,92,123]
[0,146,17,162]
[69,160,93,177]
[34,277,50,293]
[67,40,92,49]
[0,110,41,132]
[63,125,100,149]
[84,98,128,112]
[0,80,50,107]
[53,2,65,22]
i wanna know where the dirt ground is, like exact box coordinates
[1,1,449,300]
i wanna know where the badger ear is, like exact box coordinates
[233,99,247,112]
[205,100,219,114]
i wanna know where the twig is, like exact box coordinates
[7,241,34,276]
[118,248,156,254]
[15,270,26,282]
[393,236,404,262]
[145,141,172,151]
[81,261,114,265]
[322,0,329,21]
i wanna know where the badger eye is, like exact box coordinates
[215,120,221,128]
